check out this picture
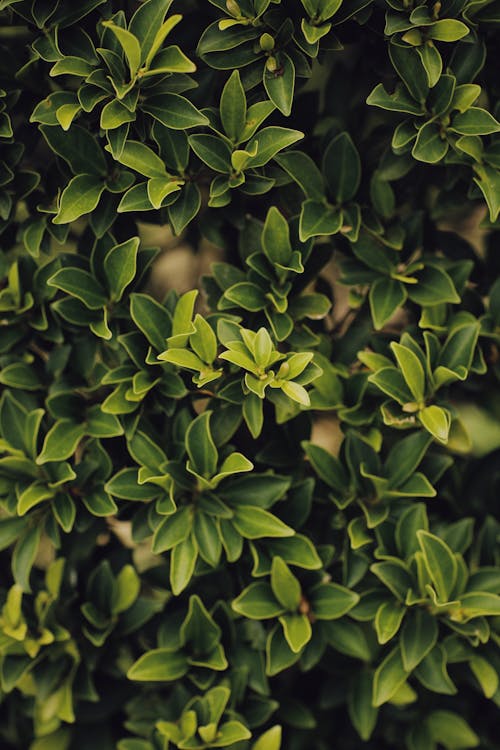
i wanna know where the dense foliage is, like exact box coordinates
[0,0,500,748]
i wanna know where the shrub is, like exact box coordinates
[0,0,499,748]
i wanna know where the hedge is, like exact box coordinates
[0,0,499,748]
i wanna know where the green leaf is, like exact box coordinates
[127,649,189,681]
[170,534,198,595]
[129,0,175,64]
[102,21,141,78]
[280,381,310,406]
[368,367,413,405]
[146,45,195,74]
[12,525,42,592]
[348,671,378,741]
[418,405,451,443]
[159,348,204,372]
[375,601,405,644]
[262,206,292,266]
[451,107,500,135]
[233,506,294,539]
[212,721,251,747]
[40,124,107,176]
[48,267,107,309]
[141,12,182,68]
[17,482,54,516]
[223,282,267,311]
[101,99,136,130]
[371,560,413,601]
[36,421,86,464]
[186,411,218,478]
[439,323,479,373]
[142,93,208,129]
[417,530,457,601]
[367,82,422,115]
[279,613,312,653]
[469,656,498,698]
[232,582,285,619]
[0,363,43,391]
[190,314,217,364]
[130,293,171,351]
[310,583,360,619]
[107,140,167,178]
[323,132,361,203]
[412,121,448,164]
[266,625,301,676]
[264,53,295,116]
[302,441,347,494]
[390,342,426,402]
[473,164,500,221]
[426,711,479,749]
[271,557,301,611]
[369,277,406,330]
[189,135,232,172]
[246,127,304,168]
[389,43,428,104]
[168,183,202,234]
[401,608,438,671]
[220,69,247,141]
[407,265,460,306]
[385,432,432,488]
[418,43,442,88]
[153,507,193,553]
[219,473,290,508]
[104,236,139,301]
[299,200,343,241]
[427,19,469,42]
[105,468,161,501]
[82,492,117,517]
[147,177,182,209]
[372,646,409,707]
[414,644,457,694]
[243,391,264,438]
[53,174,105,224]
[112,565,140,614]
[458,592,500,619]
[252,726,282,750]
[274,151,324,200]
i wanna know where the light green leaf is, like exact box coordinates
[36,421,86,464]
[279,613,312,653]
[372,646,409,707]
[271,557,301,611]
[233,506,294,539]
[102,21,141,78]
[232,582,285,619]
[53,174,105,225]
[418,405,451,443]
[127,649,188,681]
[417,530,457,601]
[391,342,426,402]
